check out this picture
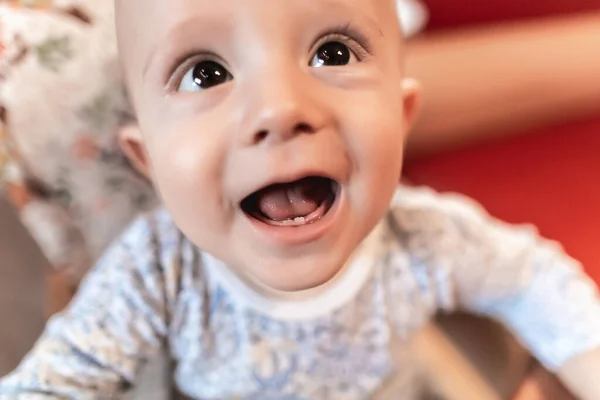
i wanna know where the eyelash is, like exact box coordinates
[313,23,374,61]
[165,52,226,91]
[164,24,374,90]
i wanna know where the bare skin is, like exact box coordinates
[116,0,418,292]
[115,0,600,397]
[405,10,600,157]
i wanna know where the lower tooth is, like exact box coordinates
[271,216,307,226]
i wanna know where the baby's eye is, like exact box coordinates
[177,60,233,92]
[310,41,357,68]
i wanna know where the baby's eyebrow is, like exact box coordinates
[142,1,385,80]
[142,15,231,80]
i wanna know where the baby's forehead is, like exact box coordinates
[117,0,396,31]
[116,0,401,87]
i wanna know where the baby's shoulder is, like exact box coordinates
[104,207,199,283]
[384,184,539,263]
[387,184,492,236]
[90,207,201,309]
[118,207,185,253]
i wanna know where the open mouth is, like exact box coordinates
[241,176,339,227]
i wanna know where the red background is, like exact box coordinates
[403,0,600,282]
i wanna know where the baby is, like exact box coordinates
[2,0,600,398]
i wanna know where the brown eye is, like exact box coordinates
[311,41,356,67]
[178,60,233,92]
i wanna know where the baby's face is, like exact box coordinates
[116,0,418,291]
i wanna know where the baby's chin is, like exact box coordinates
[222,213,384,293]
[237,250,352,293]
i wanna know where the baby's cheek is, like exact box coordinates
[352,107,405,173]
[150,129,227,228]
[358,104,405,194]
[154,120,224,182]
[344,114,403,224]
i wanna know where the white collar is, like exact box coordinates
[202,222,385,321]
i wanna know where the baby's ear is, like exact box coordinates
[118,124,152,178]
[401,77,421,133]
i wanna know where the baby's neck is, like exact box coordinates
[239,261,353,302]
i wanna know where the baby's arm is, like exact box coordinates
[445,197,600,399]
[558,348,600,400]
[0,218,169,399]
[393,188,600,399]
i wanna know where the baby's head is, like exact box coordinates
[115,0,419,291]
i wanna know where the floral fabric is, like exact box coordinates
[2,186,600,399]
[0,0,156,284]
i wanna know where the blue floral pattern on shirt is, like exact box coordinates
[1,186,600,400]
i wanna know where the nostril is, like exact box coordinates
[254,130,268,143]
[295,122,314,134]
[252,122,316,145]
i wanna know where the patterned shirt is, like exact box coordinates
[2,186,600,399]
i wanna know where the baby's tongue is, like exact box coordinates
[257,177,330,221]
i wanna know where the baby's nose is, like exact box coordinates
[250,103,317,145]
[239,73,328,147]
